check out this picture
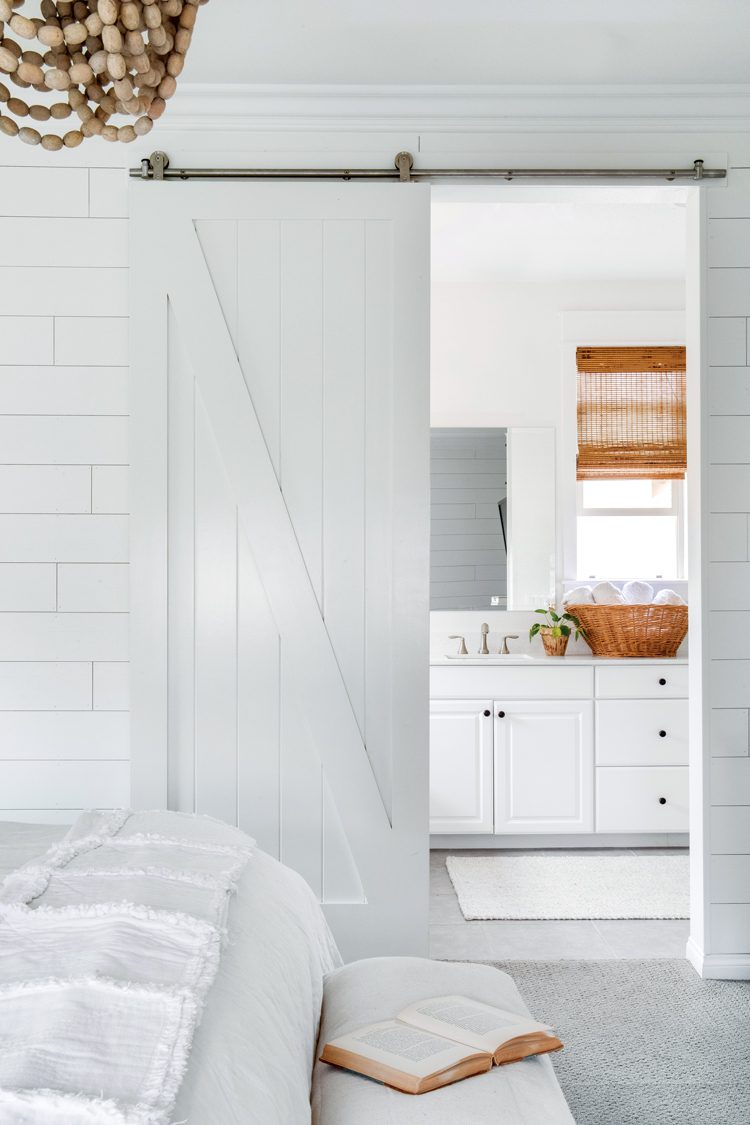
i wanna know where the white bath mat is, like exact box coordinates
[445,854,690,920]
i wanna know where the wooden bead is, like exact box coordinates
[0,81,8,101]
[22,50,45,67]
[85,11,104,35]
[9,12,37,38]
[157,73,175,98]
[81,114,102,135]
[174,26,191,52]
[63,21,88,45]
[49,101,72,118]
[89,48,108,73]
[28,102,51,120]
[67,86,84,107]
[117,122,135,142]
[62,127,83,146]
[133,111,151,135]
[7,95,28,115]
[98,0,118,24]
[44,67,70,89]
[0,46,19,72]
[18,124,41,143]
[120,1,140,29]
[0,114,18,134]
[147,93,164,118]
[166,51,183,77]
[100,122,118,141]
[107,51,126,78]
[38,23,64,47]
[17,61,43,83]
[0,0,12,20]
[40,0,57,17]
[143,4,160,27]
[41,131,63,149]
[69,61,93,84]
[101,23,121,51]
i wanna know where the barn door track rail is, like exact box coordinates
[132,151,725,183]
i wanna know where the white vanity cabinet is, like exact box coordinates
[429,658,689,839]
[493,700,594,833]
[429,700,494,833]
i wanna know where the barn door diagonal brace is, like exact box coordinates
[132,152,725,183]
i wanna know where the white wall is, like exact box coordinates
[0,161,130,822]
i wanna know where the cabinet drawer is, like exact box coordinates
[596,766,689,832]
[595,664,688,699]
[596,700,688,766]
[431,664,593,701]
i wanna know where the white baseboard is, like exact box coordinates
[686,937,750,980]
[431,832,689,850]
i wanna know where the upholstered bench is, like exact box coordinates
[311,957,574,1124]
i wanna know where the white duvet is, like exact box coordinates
[0,816,341,1125]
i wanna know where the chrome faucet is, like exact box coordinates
[479,623,490,655]
[500,634,519,655]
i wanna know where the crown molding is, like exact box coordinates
[166,83,750,134]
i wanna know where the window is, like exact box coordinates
[575,345,687,580]
[577,478,686,579]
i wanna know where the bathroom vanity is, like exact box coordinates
[429,655,689,844]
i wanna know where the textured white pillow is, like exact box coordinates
[622,580,654,605]
[591,581,625,605]
[652,588,686,606]
[563,586,594,605]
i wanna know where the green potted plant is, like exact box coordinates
[529,607,587,657]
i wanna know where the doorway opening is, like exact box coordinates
[427,184,698,963]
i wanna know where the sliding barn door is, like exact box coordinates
[129,182,430,958]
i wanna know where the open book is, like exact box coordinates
[319,994,563,1095]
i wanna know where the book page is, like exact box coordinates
[323,1019,481,1078]
[398,995,551,1053]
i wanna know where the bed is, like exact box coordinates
[0,816,573,1125]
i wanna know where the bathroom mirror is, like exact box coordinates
[431,426,556,611]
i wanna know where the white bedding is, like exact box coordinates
[0,819,341,1125]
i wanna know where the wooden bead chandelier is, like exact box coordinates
[0,0,207,148]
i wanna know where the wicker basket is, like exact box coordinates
[566,603,688,658]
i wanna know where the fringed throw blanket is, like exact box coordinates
[0,809,254,1125]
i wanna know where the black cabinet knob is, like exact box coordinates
[659,678,667,686]
[483,709,491,717]
[497,710,506,718]
[659,797,667,805]
[659,730,667,738]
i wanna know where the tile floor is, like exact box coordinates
[429,847,691,962]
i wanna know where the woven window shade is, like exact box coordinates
[576,346,687,481]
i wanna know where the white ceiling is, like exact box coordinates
[431,187,687,284]
[186,0,750,85]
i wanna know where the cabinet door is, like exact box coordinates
[430,700,494,834]
[494,700,594,834]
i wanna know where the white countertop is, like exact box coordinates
[430,654,688,666]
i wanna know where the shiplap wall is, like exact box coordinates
[0,163,129,823]
[706,180,750,958]
[430,427,507,609]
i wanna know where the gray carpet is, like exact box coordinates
[492,959,750,1125]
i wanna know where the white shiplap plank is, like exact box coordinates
[92,466,128,514]
[708,563,750,610]
[196,221,238,352]
[0,318,53,365]
[237,220,281,475]
[708,465,750,512]
[0,564,55,610]
[323,219,366,730]
[710,660,750,709]
[0,515,128,562]
[0,613,127,661]
[0,466,91,514]
[0,417,127,466]
[707,318,746,366]
[57,563,128,612]
[193,396,238,825]
[0,268,127,317]
[280,650,323,898]
[710,709,749,757]
[0,760,129,809]
[711,757,750,805]
[0,219,127,268]
[0,168,88,218]
[710,855,750,902]
[711,805,750,853]
[709,612,750,658]
[708,367,750,415]
[709,269,750,317]
[280,220,324,604]
[710,905,750,953]
[54,317,128,366]
[708,219,750,267]
[0,711,128,759]
[708,415,750,464]
[0,366,128,415]
[93,662,129,711]
[0,663,91,710]
[89,168,129,219]
[708,514,747,562]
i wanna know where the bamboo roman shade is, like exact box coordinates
[576,346,687,481]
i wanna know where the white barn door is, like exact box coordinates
[130,183,430,959]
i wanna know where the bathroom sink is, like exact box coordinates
[444,654,534,662]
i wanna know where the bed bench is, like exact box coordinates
[312,956,575,1124]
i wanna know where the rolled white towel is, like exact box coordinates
[591,581,625,605]
[563,585,594,605]
[622,580,654,605]
[652,588,686,606]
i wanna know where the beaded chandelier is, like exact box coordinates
[0,0,207,148]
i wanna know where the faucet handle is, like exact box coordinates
[449,634,468,656]
[500,634,520,655]
[479,622,490,655]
